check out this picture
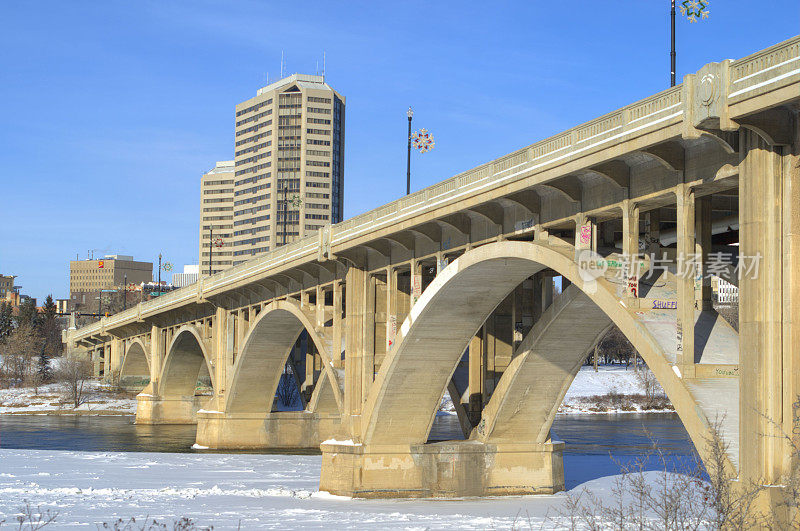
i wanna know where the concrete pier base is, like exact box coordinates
[195,411,345,449]
[135,394,210,425]
[319,440,565,498]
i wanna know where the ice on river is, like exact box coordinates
[0,448,688,529]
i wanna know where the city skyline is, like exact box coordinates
[2,0,797,302]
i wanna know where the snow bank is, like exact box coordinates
[0,449,706,530]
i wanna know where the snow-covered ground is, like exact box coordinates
[560,365,671,414]
[0,448,698,529]
[440,365,672,415]
[0,382,137,415]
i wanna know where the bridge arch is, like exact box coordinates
[360,240,737,472]
[225,300,343,416]
[157,325,216,398]
[120,338,150,383]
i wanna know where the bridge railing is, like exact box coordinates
[328,83,684,246]
[728,35,799,100]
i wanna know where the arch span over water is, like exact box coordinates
[360,241,739,471]
[225,300,343,415]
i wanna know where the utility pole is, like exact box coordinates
[406,107,413,195]
[208,227,213,277]
[283,183,288,246]
[157,253,162,297]
[670,0,676,87]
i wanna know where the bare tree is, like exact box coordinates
[0,324,44,389]
[0,501,58,530]
[545,417,795,530]
[595,325,636,367]
[633,365,664,407]
[57,356,93,408]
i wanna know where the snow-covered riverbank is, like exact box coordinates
[0,365,669,418]
[0,448,694,529]
[0,382,137,415]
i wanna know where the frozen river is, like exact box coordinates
[0,413,696,529]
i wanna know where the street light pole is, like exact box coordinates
[208,227,213,277]
[283,183,288,246]
[406,107,413,195]
[670,0,676,87]
[123,273,127,310]
[157,253,162,297]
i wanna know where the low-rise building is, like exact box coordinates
[172,265,199,288]
[70,254,152,314]
[712,276,739,304]
[0,274,15,298]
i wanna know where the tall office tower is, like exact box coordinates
[232,74,345,265]
[199,161,235,275]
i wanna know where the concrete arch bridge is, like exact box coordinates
[65,36,799,509]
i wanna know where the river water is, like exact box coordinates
[0,413,696,488]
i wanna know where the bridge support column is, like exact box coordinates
[320,441,564,498]
[108,338,122,380]
[695,196,713,310]
[344,265,368,436]
[214,307,231,399]
[675,185,696,367]
[332,279,343,368]
[468,331,484,425]
[739,126,799,492]
[621,199,640,298]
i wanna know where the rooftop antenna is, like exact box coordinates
[280,51,285,79]
[323,52,326,80]
[316,60,319,76]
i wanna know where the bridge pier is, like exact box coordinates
[319,440,564,498]
[195,410,345,449]
[135,393,209,425]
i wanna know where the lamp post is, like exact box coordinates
[672,1,710,87]
[157,253,162,297]
[123,273,127,310]
[670,0,676,87]
[406,107,413,195]
[209,227,213,277]
[283,184,288,246]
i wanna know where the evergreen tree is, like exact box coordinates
[40,294,62,356]
[43,295,57,320]
[0,302,12,341]
[37,345,52,383]
[15,298,40,329]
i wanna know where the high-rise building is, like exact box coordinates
[199,161,235,274]
[231,74,345,266]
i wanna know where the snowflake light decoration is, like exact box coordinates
[213,238,225,248]
[681,0,709,23]
[162,262,173,272]
[411,129,435,153]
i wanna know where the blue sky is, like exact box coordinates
[1,1,798,303]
